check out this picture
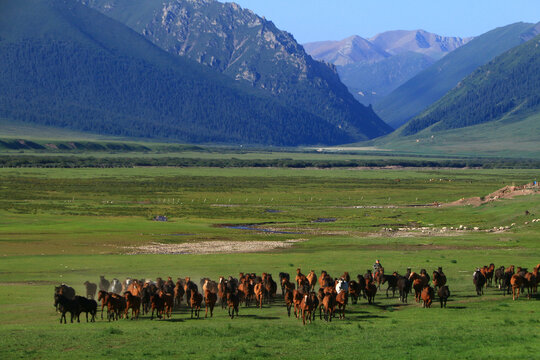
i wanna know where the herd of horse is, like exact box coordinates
[53,263,539,325]
[473,263,539,300]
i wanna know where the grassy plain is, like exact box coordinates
[0,166,539,359]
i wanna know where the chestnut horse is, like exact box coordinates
[421,286,434,308]
[335,279,348,319]
[227,292,240,319]
[307,270,318,292]
[190,289,203,318]
[124,291,141,320]
[205,289,217,318]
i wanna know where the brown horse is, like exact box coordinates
[510,273,523,300]
[218,277,227,309]
[319,271,329,288]
[523,272,537,298]
[190,289,203,318]
[322,292,336,322]
[421,286,434,308]
[307,270,318,292]
[263,273,277,303]
[284,285,295,317]
[160,291,174,319]
[205,289,217,318]
[150,293,164,320]
[348,280,361,304]
[485,263,495,287]
[227,292,240,319]
[126,280,142,298]
[374,267,384,289]
[174,280,185,309]
[409,272,428,302]
[106,293,125,321]
[364,278,377,304]
[432,268,447,291]
[123,291,141,320]
[335,279,348,319]
[295,268,308,288]
[97,290,110,320]
[254,282,265,309]
[184,277,198,305]
[292,289,304,319]
[300,293,313,325]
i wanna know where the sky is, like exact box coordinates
[223,0,540,43]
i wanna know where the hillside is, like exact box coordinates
[0,0,374,146]
[401,34,540,136]
[78,0,391,140]
[375,22,539,129]
[372,110,540,158]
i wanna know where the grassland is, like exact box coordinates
[0,167,539,359]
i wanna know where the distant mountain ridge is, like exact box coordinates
[78,0,391,140]
[369,30,472,60]
[304,29,471,65]
[304,30,471,105]
[375,22,540,128]
[303,36,390,66]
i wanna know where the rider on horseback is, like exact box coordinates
[373,259,383,274]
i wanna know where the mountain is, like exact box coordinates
[302,36,390,66]
[0,0,367,146]
[337,52,436,105]
[401,34,540,136]
[375,22,540,129]
[369,30,472,60]
[304,30,470,106]
[78,0,391,140]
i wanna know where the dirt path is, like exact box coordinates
[123,239,308,255]
[444,182,538,207]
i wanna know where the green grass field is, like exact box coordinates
[0,167,539,359]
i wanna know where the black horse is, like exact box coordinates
[397,275,411,303]
[473,269,486,295]
[54,294,80,324]
[380,273,399,298]
[438,285,450,308]
[75,296,98,322]
[494,266,506,289]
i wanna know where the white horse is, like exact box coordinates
[336,278,349,294]
[109,278,122,294]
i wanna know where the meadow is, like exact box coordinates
[0,166,539,359]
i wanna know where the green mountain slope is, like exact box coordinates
[375,22,539,129]
[0,0,362,146]
[373,110,540,158]
[401,34,540,136]
[78,0,391,140]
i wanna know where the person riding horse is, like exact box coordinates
[373,259,383,274]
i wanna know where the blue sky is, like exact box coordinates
[223,0,540,43]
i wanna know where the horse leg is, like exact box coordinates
[302,309,306,325]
